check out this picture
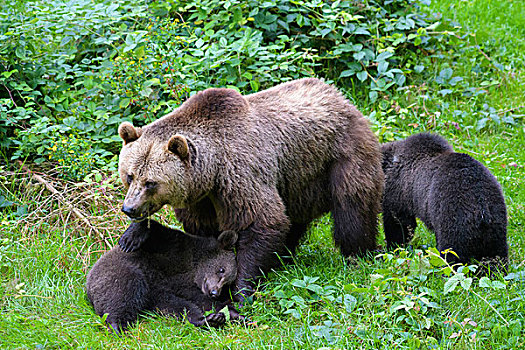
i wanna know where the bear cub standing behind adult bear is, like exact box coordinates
[86,220,240,333]
[381,133,508,271]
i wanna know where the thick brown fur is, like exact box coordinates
[381,133,508,272]
[118,78,384,297]
[86,220,240,333]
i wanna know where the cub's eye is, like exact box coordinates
[218,268,225,274]
[145,181,157,190]
[126,174,133,184]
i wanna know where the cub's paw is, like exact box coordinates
[204,312,226,328]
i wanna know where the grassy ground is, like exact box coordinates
[1,0,524,349]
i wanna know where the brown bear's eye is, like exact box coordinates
[126,174,133,184]
[145,181,157,190]
[218,268,225,274]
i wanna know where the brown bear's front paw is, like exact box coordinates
[204,312,226,327]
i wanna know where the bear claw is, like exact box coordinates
[204,312,226,327]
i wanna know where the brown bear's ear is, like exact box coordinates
[218,230,238,250]
[118,122,141,145]
[167,135,189,160]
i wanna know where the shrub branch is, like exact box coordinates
[16,161,112,249]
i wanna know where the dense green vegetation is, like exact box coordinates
[1,0,524,348]
[1,0,481,168]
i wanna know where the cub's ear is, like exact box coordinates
[118,122,141,145]
[218,230,238,250]
[381,142,395,169]
[167,135,190,160]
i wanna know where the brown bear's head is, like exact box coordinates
[116,88,248,221]
[117,122,200,221]
[194,230,238,299]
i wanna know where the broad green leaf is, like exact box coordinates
[460,277,473,291]
[378,61,389,74]
[479,277,492,288]
[444,278,459,294]
[340,69,355,78]
[414,65,425,73]
[376,51,393,61]
[134,45,145,59]
[439,68,453,81]
[219,305,230,322]
[355,27,370,35]
[250,80,259,92]
[353,52,366,61]
[15,47,26,59]
[1,69,18,78]
[444,273,465,294]
[356,70,367,82]
[369,90,378,102]
[343,294,357,313]
[306,284,323,294]
[119,98,130,109]
[291,279,307,288]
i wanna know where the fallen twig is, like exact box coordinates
[16,161,112,249]
[497,105,525,116]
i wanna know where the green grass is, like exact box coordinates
[1,0,524,348]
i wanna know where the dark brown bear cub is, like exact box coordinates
[86,220,240,333]
[117,78,384,298]
[381,133,508,271]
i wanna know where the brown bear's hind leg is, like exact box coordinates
[332,200,377,256]
[330,160,381,256]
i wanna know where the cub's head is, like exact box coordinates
[381,133,454,174]
[195,230,238,299]
[118,122,198,221]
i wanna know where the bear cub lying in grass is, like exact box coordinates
[381,133,508,272]
[86,219,240,333]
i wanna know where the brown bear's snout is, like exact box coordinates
[122,186,154,221]
[202,279,223,299]
[121,203,151,222]
[209,288,219,299]
[121,204,139,219]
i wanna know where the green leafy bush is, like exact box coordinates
[0,0,149,160]
[47,134,110,181]
[0,0,473,171]
[167,0,445,98]
[263,247,517,348]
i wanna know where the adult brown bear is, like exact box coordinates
[117,78,384,298]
